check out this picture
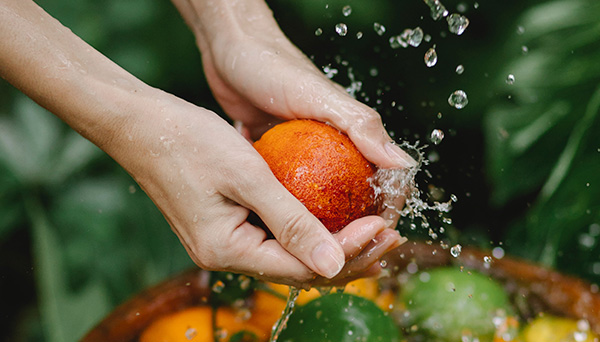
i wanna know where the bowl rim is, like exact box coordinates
[81,241,600,341]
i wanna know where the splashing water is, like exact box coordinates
[448,90,468,109]
[506,74,515,85]
[430,129,445,145]
[424,47,438,67]
[342,5,352,17]
[450,244,462,257]
[269,287,301,342]
[370,142,453,233]
[423,0,449,20]
[456,64,465,74]
[335,23,348,36]
[447,13,470,35]
[374,22,386,36]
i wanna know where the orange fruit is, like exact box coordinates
[253,119,381,233]
[139,306,264,342]
[139,306,212,342]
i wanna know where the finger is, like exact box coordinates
[333,216,386,260]
[320,92,416,170]
[222,222,318,286]
[280,72,416,169]
[229,168,346,280]
[313,228,406,286]
[380,193,407,228]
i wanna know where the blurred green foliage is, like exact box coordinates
[0,0,598,341]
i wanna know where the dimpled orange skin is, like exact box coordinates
[253,119,381,233]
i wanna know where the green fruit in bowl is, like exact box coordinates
[400,267,514,342]
[278,293,401,342]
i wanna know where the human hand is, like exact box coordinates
[116,95,404,287]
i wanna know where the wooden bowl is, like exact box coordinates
[82,241,600,341]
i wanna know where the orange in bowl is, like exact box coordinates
[253,119,381,233]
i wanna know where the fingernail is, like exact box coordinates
[311,242,344,279]
[385,143,417,168]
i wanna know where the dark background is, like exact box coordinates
[1,0,598,340]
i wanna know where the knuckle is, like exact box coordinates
[277,211,317,251]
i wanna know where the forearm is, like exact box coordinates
[170,0,296,54]
[0,0,159,155]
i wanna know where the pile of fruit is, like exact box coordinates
[138,267,599,342]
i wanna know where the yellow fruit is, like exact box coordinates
[253,119,381,233]
[520,315,598,342]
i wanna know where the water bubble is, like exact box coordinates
[342,5,352,16]
[447,13,470,35]
[212,280,225,293]
[450,244,462,257]
[506,74,515,85]
[456,64,465,74]
[315,27,323,36]
[448,90,468,109]
[374,22,386,36]
[424,47,438,67]
[335,23,348,36]
[492,247,505,259]
[424,0,449,20]
[430,129,445,145]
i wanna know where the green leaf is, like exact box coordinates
[28,196,111,342]
[484,0,600,206]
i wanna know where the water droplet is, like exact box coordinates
[484,256,492,263]
[474,2,479,9]
[185,328,198,340]
[492,247,505,259]
[450,194,458,202]
[369,67,378,77]
[315,27,323,36]
[456,64,465,74]
[389,35,406,49]
[521,45,529,54]
[424,0,449,20]
[379,259,388,268]
[342,5,352,16]
[424,47,438,67]
[506,74,515,85]
[192,214,199,223]
[212,280,225,293]
[430,129,444,145]
[448,90,468,109]
[450,244,462,257]
[335,23,348,36]
[374,22,386,36]
[356,31,363,39]
[447,13,469,35]
[409,27,424,47]
[516,26,525,35]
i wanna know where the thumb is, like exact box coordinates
[233,173,345,279]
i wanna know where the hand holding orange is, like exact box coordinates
[253,119,383,233]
